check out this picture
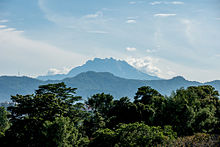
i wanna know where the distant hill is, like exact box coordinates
[0,71,219,102]
[62,71,146,99]
[0,76,43,102]
[37,58,160,81]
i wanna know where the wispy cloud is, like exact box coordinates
[126,47,137,52]
[126,19,137,24]
[0,25,85,77]
[170,1,184,5]
[154,14,176,17]
[38,0,109,33]
[3,28,16,32]
[214,54,220,58]
[129,1,137,5]
[47,67,72,75]
[150,1,162,5]
[0,25,7,28]
[150,1,184,5]
[84,11,103,19]
[146,49,157,53]
[215,18,220,20]
[0,20,8,23]
[87,30,109,34]
[181,19,194,44]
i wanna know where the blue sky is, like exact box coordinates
[0,0,220,82]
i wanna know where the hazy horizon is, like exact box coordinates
[1,0,220,82]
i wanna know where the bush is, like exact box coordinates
[89,122,177,147]
[163,133,220,147]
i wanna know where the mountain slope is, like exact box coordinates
[0,76,43,101]
[37,58,160,81]
[146,76,201,96]
[63,71,146,99]
[1,72,219,102]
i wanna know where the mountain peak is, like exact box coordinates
[171,76,186,81]
[38,57,160,81]
[87,57,124,64]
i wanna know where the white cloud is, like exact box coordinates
[0,26,86,77]
[0,20,8,23]
[2,28,16,32]
[125,56,220,82]
[154,14,176,17]
[129,1,137,5]
[85,11,103,18]
[181,19,195,44]
[47,67,72,75]
[214,54,220,58]
[167,71,176,76]
[126,47,137,52]
[146,49,157,53]
[150,1,184,5]
[215,18,220,20]
[0,25,7,28]
[126,57,161,76]
[150,1,162,5]
[38,0,108,33]
[126,19,137,24]
[87,30,109,34]
[170,1,184,5]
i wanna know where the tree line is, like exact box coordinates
[0,82,219,146]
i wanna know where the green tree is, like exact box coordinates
[107,97,139,128]
[86,93,114,117]
[83,112,106,138]
[90,122,177,147]
[115,123,176,147]
[43,116,89,147]
[134,86,163,105]
[89,128,116,147]
[165,85,220,136]
[36,82,81,102]
[4,83,86,146]
[134,86,166,125]
[0,107,9,137]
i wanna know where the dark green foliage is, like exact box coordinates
[89,128,116,147]
[134,86,163,104]
[43,117,89,147]
[107,97,139,128]
[36,82,81,102]
[90,122,177,147]
[134,86,166,125]
[83,112,106,138]
[0,107,9,137]
[164,85,220,136]
[163,133,220,147]
[0,82,219,146]
[86,93,113,116]
[3,83,85,146]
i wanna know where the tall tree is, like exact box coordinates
[4,83,85,146]
[165,85,220,136]
[0,107,9,137]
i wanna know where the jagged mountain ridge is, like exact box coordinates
[0,71,219,102]
[37,58,160,81]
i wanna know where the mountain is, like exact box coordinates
[0,76,43,102]
[37,58,160,81]
[1,71,220,102]
[145,76,202,96]
[62,71,146,99]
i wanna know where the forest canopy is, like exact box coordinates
[0,82,219,146]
